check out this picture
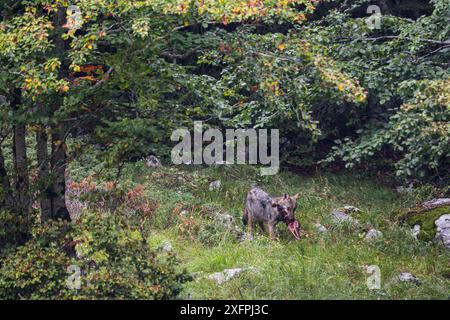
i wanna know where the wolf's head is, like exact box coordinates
[272,193,301,239]
[272,193,299,222]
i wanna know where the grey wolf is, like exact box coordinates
[243,187,301,240]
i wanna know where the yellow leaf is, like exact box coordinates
[60,85,70,93]
[277,43,286,51]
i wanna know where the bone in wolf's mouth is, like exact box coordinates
[286,219,301,240]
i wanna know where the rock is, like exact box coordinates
[344,205,362,214]
[158,241,173,253]
[364,228,383,241]
[239,232,254,242]
[423,198,450,210]
[401,198,450,242]
[314,223,328,233]
[395,183,414,194]
[411,224,421,240]
[332,209,360,226]
[395,272,421,284]
[213,212,235,228]
[146,155,162,167]
[208,268,255,285]
[0,95,7,105]
[203,204,237,228]
[395,186,404,194]
[180,210,188,217]
[209,180,221,191]
[434,214,450,250]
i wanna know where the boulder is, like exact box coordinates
[209,180,221,191]
[401,198,450,243]
[214,213,235,228]
[239,232,254,242]
[332,209,360,226]
[434,214,450,250]
[423,198,450,209]
[158,241,173,253]
[394,272,421,285]
[343,205,362,214]
[146,155,162,167]
[208,268,255,285]
[411,224,421,240]
[364,228,383,241]
[314,223,328,233]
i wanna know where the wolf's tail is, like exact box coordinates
[242,207,248,226]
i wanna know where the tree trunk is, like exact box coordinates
[45,6,70,221]
[0,145,13,209]
[36,127,52,221]
[10,88,30,214]
[12,123,30,213]
[50,124,70,221]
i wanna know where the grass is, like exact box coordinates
[71,160,450,299]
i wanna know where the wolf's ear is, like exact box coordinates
[292,193,300,201]
[283,193,288,199]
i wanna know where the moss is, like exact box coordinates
[405,205,450,241]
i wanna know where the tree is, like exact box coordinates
[0,1,317,225]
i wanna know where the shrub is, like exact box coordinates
[0,212,191,299]
[0,220,73,299]
[71,210,191,299]
[0,210,31,254]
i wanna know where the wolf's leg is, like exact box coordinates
[242,208,248,226]
[258,221,267,233]
[268,222,276,240]
[247,213,253,236]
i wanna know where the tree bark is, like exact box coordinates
[10,88,30,214]
[36,127,52,221]
[50,124,70,221]
[12,123,30,213]
[0,145,13,209]
[45,6,70,221]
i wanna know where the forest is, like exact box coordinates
[0,0,449,300]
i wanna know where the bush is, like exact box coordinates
[0,212,191,299]
[0,220,73,299]
[71,210,191,299]
[0,210,31,254]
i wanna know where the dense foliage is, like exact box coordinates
[0,0,448,299]
[0,211,190,299]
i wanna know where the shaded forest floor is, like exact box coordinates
[69,159,450,299]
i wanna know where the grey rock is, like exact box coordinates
[344,205,362,213]
[411,224,421,240]
[364,228,383,241]
[395,183,414,194]
[395,272,421,284]
[423,198,450,210]
[332,209,360,226]
[395,186,404,194]
[214,212,235,228]
[208,268,255,285]
[180,210,189,217]
[239,232,254,242]
[209,180,221,191]
[434,214,450,250]
[159,241,173,252]
[146,155,162,167]
[314,223,328,233]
